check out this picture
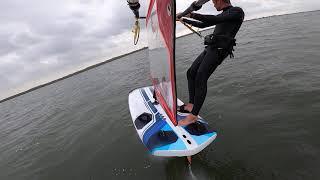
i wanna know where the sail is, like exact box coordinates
[146,0,177,125]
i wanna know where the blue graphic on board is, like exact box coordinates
[128,87,217,156]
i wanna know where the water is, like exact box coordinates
[1,11,320,180]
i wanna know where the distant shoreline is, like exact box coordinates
[0,10,319,104]
[0,47,147,104]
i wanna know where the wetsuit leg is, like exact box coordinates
[187,50,207,104]
[191,48,228,116]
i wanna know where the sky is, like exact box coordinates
[0,0,319,100]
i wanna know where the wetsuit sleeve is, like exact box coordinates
[193,0,210,7]
[191,8,244,25]
[182,18,211,28]
[177,0,210,18]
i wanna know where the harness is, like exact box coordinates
[204,34,237,58]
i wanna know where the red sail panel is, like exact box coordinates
[146,0,177,125]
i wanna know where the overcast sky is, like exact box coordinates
[0,0,319,100]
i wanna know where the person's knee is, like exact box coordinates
[195,70,208,87]
[187,68,196,80]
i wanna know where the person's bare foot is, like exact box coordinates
[184,103,193,112]
[178,103,193,113]
[178,114,198,126]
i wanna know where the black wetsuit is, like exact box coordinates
[182,6,245,116]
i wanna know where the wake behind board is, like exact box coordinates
[129,87,217,157]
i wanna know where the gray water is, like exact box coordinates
[1,11,320,180]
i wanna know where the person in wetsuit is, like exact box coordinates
[177,0,245,126]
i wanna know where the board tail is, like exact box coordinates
[146,0,177,125]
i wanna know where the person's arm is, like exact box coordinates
[182,18,212,28]
[190,8,244,25]
[177,0,210,19]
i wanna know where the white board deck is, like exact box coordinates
[128,86,217,157]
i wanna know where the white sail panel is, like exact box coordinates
[146,0,177,125]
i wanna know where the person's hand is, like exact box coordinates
[185,13,192,18]
[176,13,191,20]
[176,12,183,20]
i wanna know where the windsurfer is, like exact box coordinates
[177,0,245,126]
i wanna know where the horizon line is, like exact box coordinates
[1,9,319,104]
